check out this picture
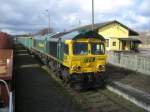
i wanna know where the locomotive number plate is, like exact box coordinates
[83,57,95,63]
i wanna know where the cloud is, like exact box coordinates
[82,0,133,13]
[139,0,150,16]
[0,0,149,35]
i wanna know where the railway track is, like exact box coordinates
[42,65,145,112]
[77,90,130,112]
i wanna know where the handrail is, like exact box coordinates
[0,79,13,112]
[9,92,13,112]
[0,79,9,97]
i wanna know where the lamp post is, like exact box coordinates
[45,9,51,34]
[92,0,94,31]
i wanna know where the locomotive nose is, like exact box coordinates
[70,56,106,73]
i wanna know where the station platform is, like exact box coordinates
[14,45,81,112]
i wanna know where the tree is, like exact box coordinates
[37,28,54,35]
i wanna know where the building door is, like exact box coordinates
[122,41,126,50]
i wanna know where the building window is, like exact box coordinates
[105,39,109,47]
[113,42,116,46]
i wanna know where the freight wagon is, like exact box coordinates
[0,32,14,111]
[16,36,33,49]
[0,32,12,49]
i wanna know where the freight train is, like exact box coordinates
[16,30,107,89]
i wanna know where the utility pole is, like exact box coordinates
[92,0,94,31]
[45,10,51,34]
[79,20,81,26]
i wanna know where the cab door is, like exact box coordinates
[57,39,64,61]
[63,43,69,65]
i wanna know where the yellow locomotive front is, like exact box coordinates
[60,31,107,89]
[65,39,106,74]
[57,31,107,87]
[63,35,107,75]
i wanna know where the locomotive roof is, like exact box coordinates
[47,32,67,40]
[59,30,105,41]
[34,30,105,41]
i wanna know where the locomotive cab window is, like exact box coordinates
[91,43,105,55]
[64,44,69,55]
[73,42,88,55]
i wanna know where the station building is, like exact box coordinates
[71,20,141,52]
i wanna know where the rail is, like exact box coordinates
[0,79,13,112]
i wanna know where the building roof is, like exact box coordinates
[119,37,142,43]
[69,20,139,36]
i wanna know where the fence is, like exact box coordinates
[139,44,150,48]
[107,52,150,75]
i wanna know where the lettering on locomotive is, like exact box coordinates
[38,43,45,48]
[83,57,95,63]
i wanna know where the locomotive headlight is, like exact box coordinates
[97,65,105,71]
[72,66,76,70]
[76,66,81,70]
[72,65,81,71]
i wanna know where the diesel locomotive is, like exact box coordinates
[16,30,107,89]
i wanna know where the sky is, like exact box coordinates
[0,0,150,35]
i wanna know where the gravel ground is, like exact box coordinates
[106,64,150,94]
[79,89,145,112]
[14,45,81,112]
[44,66,145,112]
